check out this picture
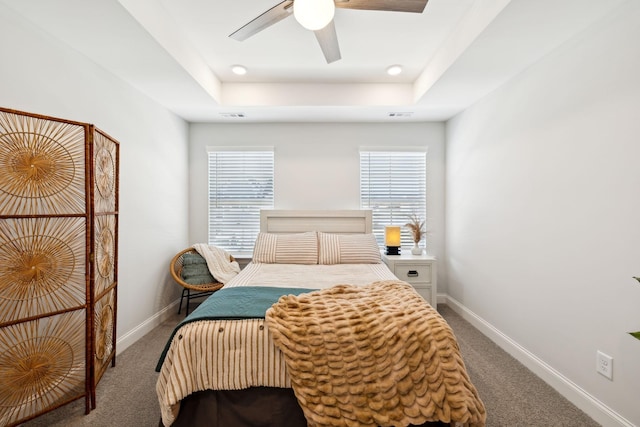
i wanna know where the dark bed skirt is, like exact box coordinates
[162,387,450,427]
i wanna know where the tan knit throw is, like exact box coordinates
[266,280,486,427]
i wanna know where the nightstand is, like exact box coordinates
[381,253,437,308]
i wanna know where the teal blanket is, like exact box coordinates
[155,286,315,371]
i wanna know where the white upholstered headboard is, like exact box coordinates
[260,210,372,234]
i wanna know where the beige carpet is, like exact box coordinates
[20,304,600,427]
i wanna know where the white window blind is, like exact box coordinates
[360,150,427,249]
[208,149,274,253]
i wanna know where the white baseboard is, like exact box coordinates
[442,295,634,427]
[116,300,179,355]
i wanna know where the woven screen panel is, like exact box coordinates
[93,130,117,214]
[93,288,115,386]
[94,214,116,297]
[0,309,86,426]
[0,217,86,325]
[0,110,86,216]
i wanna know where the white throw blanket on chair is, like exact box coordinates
[192,244,241,284]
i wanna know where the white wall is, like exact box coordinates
[446,1,640,425]
[0,5,190,350]
[5,0,637,423]
[188,122,447,284]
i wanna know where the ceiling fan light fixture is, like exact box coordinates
[294,0,335,31]
[387,65,403,76]
[231,65,247,75]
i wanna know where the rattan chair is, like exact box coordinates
[170,248,235,315]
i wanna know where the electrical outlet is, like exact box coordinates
[596,351,613,380]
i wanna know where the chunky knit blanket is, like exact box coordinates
[192,243,240,283]
[265,280,486,427]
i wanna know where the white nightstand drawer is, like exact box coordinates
[394,264,432,284]
[381,253,437,310]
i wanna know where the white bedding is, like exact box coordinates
[224,261,397,289]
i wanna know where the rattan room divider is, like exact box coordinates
[0,107,119,426]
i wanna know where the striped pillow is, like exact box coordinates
[253,231,318,264]
[318,232,381,265]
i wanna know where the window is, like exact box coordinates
[208,148,274,253]
[360,149,427,248]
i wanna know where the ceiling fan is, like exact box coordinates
[229,0,429,64]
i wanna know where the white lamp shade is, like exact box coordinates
[294,0,335,31]
[384,226,401,247]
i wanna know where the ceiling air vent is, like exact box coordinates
[220,113,246,119]
[388,112,413,118]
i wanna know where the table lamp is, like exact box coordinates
[385,226,401,255]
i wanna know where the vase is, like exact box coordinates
[411,243,422,255]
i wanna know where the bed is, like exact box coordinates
[156,210,485,427]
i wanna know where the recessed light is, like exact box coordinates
[231,65,247,75]
[386,65,402,76]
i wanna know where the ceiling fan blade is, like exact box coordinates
[335,0,428,14]
[314,20,341,64]
[229,0,294,41]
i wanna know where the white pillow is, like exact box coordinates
[318,232,381,265]
[253,231,318,264]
